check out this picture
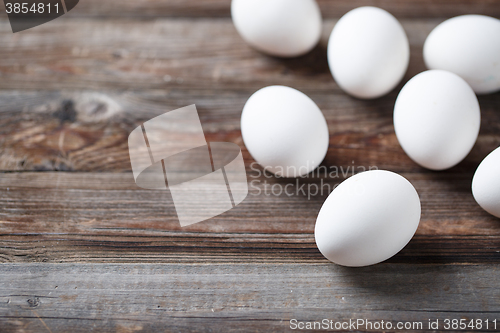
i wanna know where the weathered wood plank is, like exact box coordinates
[0,88,498,173]
[0,171,498,237]
[0,263,498,332]
[0,18,443,91]
[2,0,500,18]
[0,172,498,265]
[0,234,498,264]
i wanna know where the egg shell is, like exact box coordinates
[472,147,500,218]
[231,0,322,57]
[327,6,409,99]
[394,70,480,170]
[315,170,421,267]
[241,86,329,178]
[424,15,500,94]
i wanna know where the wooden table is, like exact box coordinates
[0,1,499,332]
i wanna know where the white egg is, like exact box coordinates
[241,86,329,177]
[472,147,500,218]
[424,15,500,94]
[231,0,322,57]
[394,70,481,170]
[327,6,409,99]
[315,170,421,267]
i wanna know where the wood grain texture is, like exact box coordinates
[0,89,498,173]
[0,171,499,265]
[0,18,473,92]
[0,264,499,332]
[0,171,498,231]
[0,2,500,332]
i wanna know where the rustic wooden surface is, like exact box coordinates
[0,1,499,332]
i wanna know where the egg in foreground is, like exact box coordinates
[315,170,421,267]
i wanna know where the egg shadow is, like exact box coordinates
[328,263,448,301]
[264,42,331,77]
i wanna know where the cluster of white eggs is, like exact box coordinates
[232,0,500,267]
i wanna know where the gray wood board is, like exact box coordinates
[0,263,499,332]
